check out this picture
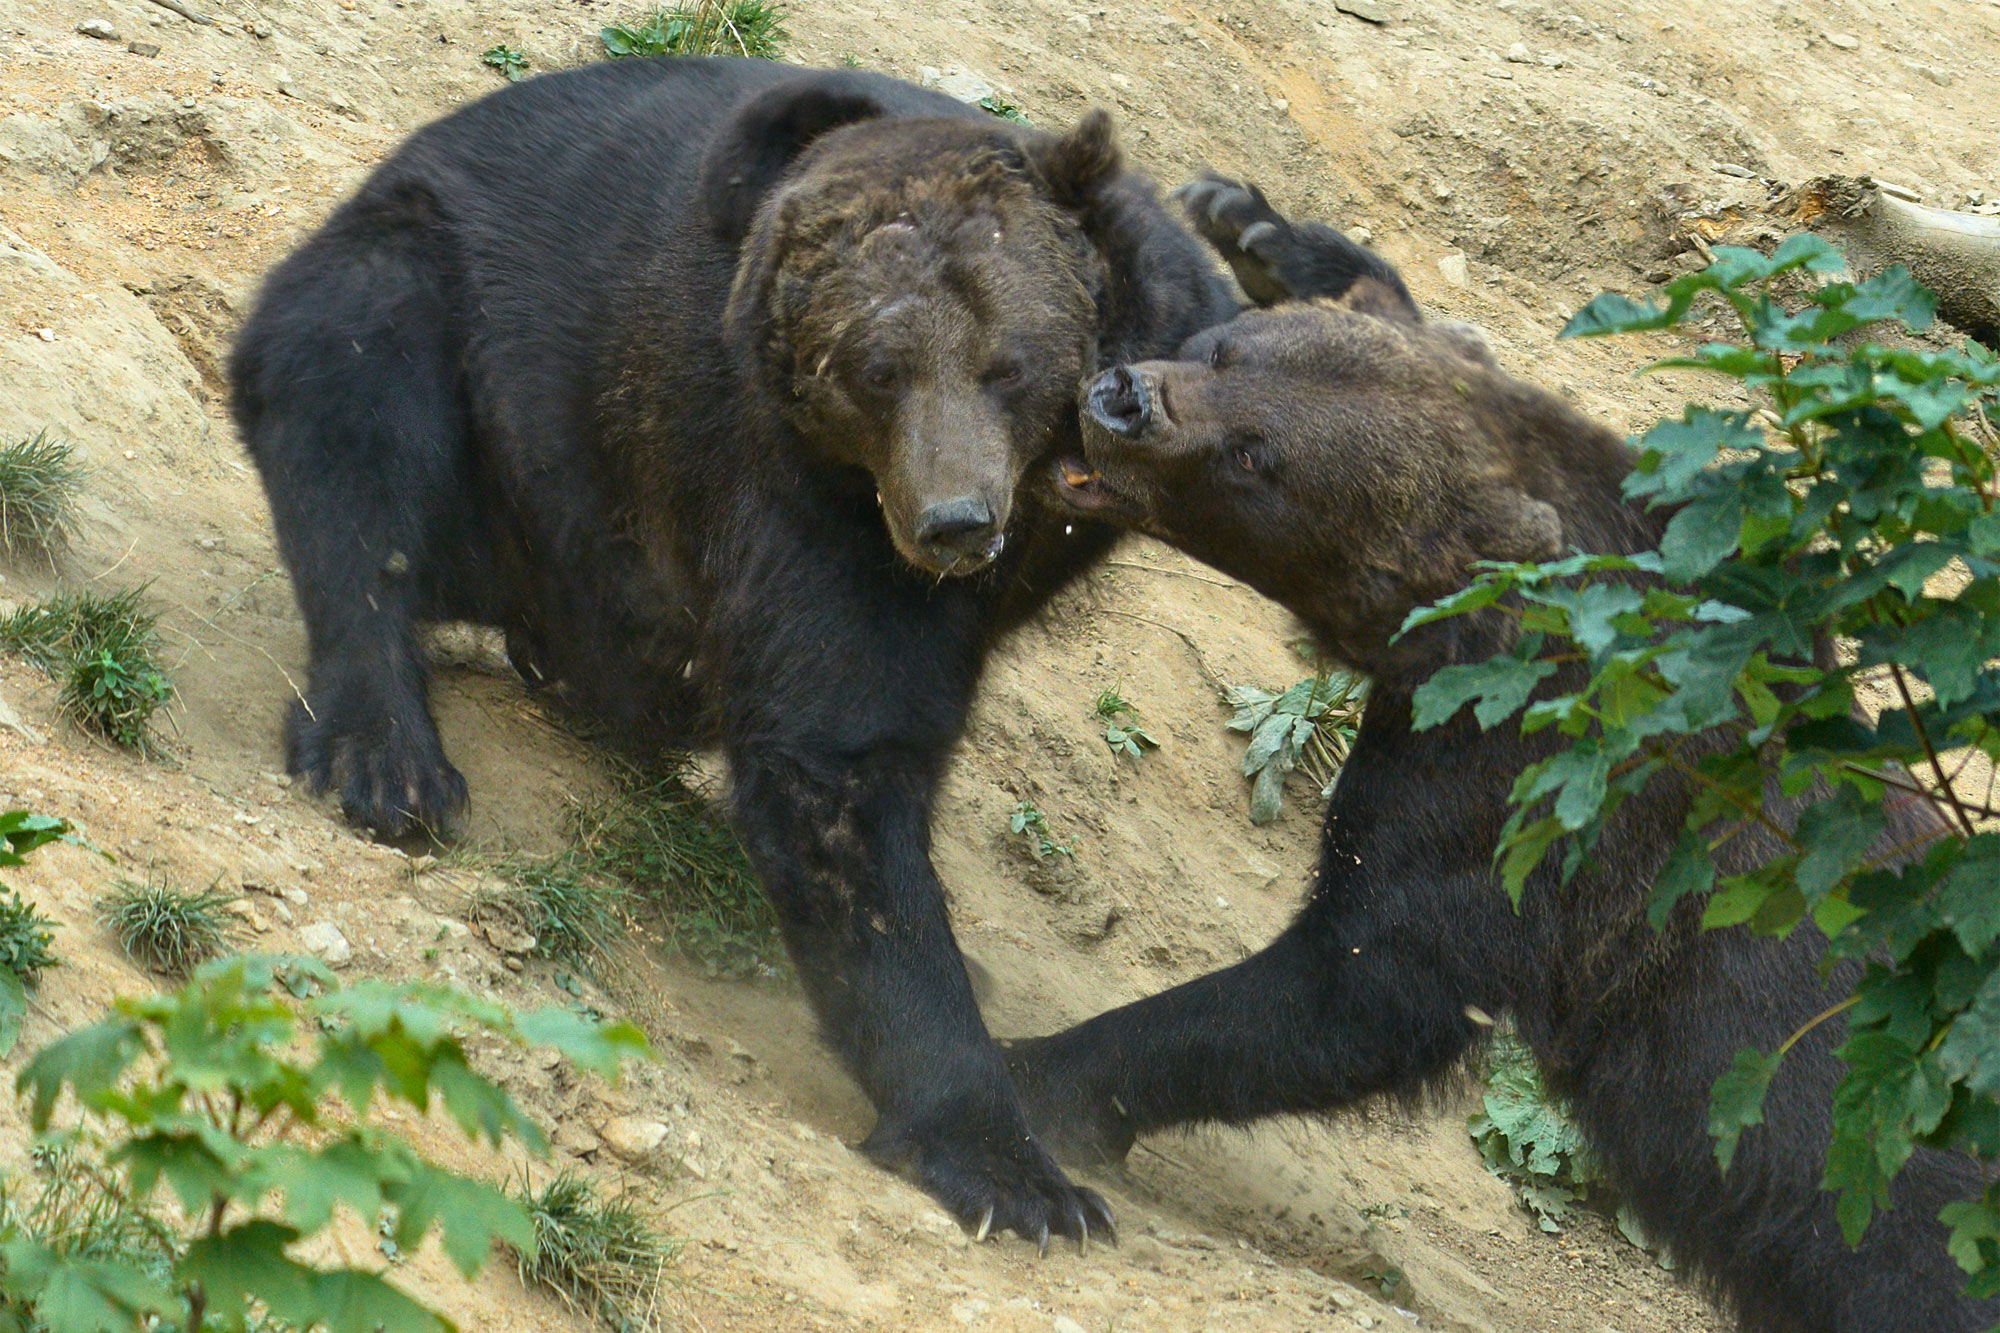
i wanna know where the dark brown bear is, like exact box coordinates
[229,58,1237,1246]
[1012,180,1993,1329]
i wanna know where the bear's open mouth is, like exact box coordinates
[1051,456,1119,512]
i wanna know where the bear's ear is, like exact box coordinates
[699,75,892,244]
[1463,485,1563,564]
[1029,108,1123,209]
[1332,275,1422,326]
[1433,319,1496,367]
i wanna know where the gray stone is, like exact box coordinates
[77,19,120,40]
[1824,31,1860,49]
[126,40,160,57]
[1334,0,1388,23]
[1505,42,1533,62]
[597,1115,670,1161]
[298,921,351,966]
[1712,161,1757,178]
[1438,251,1471,287]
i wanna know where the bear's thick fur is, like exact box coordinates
[1013,180,1995,1329]
[229,57,1236,1243]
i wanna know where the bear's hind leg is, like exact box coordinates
[234,212,474,837]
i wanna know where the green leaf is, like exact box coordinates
[1709,1048,1780,1174]
[1938,837,2000,955]
[388,1164,533,1278]
[179,1221,319,1330]
[303,1269,451,1333]
[1649,834,1715,929]
[1657,492,1741,582]
[512,1008,652,1080]
[0,1239,175,1333]
[0,968,25,1059]
[1792,788,1886,903]
[16,1018,147,1129]
[1411,655,1557,731]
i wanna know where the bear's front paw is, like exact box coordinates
[285,693,466,839]
[1172,172,1298,307]
[862,1104,1116,1254]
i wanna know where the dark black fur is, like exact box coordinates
[1011,181,1994,1328]
[230,57,1236,1243]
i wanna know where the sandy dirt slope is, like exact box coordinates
[2,0,1997,1329]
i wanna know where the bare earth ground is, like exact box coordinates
[2,0,1998,1329]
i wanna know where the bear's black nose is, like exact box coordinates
[915,495,1001,563]
[1086,366,1152,438]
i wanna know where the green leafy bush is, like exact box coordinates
[0,588,174,754]
[0,811,63,1058]
[511,1172,675,1332]
[1407,238,2000,1296]
[600,0,786,60]
[0,431,82,563]
[0,954,650,1333]
[977,93,1029,124]
[1224,669,1366,823]
[1468,1034,1601,1232]
[96,877,236,978]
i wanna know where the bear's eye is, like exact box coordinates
[1208,341,1231,370]
[1235,448,1256,473]
[861,363,899,393]
[983,359,1025,389]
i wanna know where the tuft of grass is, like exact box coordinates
[478,759,778,978]
[97,876,237,977]
[510,1172,676,1333]
[481,44,529,80]
[473,860,628,965]
[0,889,59,989]
[0,431,83,564]
[0,587,174,753]
[600,0,787,60]
[0,1136,181,1289]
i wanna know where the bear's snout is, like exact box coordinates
[914,494,1004,567]
[1086,366,1152,439]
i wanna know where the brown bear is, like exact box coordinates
[229,59,1238,1246]
[1010,178,1993,1329]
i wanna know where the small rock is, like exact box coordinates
[1349,226,1375,245]
[1505,42,1533,62]
[478,920,538,956]
[1484,66,1514,79]
[126,40,160,57]
[77,19,120,40]
[1333,0,1388,22]
[249,20,272,37]
[1539,52,1568,67]
[271,901,294,926]
[1824,31,1859,49]
[1438,251,1471,287]
[0,688,46,746]
[298,921,351,966]
[553,1122,601,1156]
[1433,183,1453,200]
[502,955,524,973]
[1712,162,1757,178]
[1270,97,1289,114]
[281,885,309,906]
[33,328,54,343]
[598,1115,671,1161]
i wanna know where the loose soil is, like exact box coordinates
[2,0,1996,1329]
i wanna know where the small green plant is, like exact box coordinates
[481,45,529,80]
[96,876,236,978]
[1223,668,1367,823]
[0,587,174,753]
[0,431,82,564]
[1094,687,1159,761]
[1360,1264,1405,1301]
[1009,800,1075,860]
[1357,1199,1408,1223]
[0,810,64,1057]
[510,1172,676,1332]
[1468,1034,1601,1232]
[600,0,787,60]
[977,93,1029,124]
[0,954,650,1333]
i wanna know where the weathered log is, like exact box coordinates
[1796,175,2000,344]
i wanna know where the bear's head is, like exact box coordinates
[711,80,1131,577]
[1054,277,1638,681]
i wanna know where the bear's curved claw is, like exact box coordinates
[861,1110,1114,1255]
